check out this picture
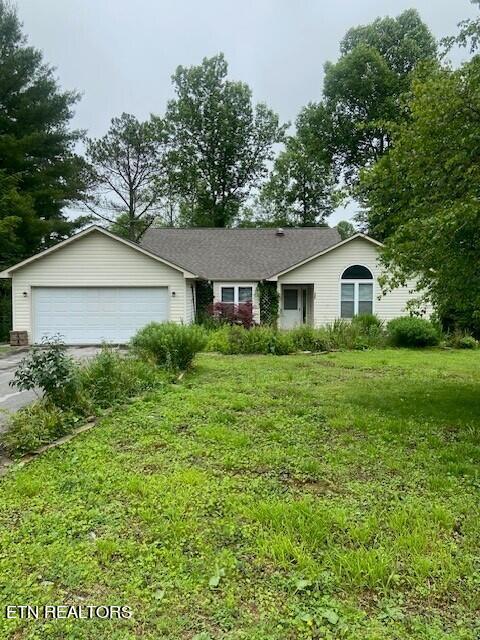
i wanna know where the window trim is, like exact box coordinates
[339,264,375,318]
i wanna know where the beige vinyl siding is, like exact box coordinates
[278,237,423,326]
[12,230,187,339]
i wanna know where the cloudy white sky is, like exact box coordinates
[16,0,478,223]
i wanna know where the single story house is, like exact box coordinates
[0,225,421,345]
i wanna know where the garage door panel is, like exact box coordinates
[33,287,169,344]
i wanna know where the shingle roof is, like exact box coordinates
[139,227,342,280]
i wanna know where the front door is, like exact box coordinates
[282,287,303,329]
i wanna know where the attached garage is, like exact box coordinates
[0,227,197,345]
[33,287,169,344]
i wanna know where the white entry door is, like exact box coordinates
[33,287,169,344]
[282,287,303,329]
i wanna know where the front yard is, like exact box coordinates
[0,350,479,639]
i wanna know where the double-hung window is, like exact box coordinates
[238,287,253,303]
[221,287,235,303]
[220,285,253,304]
[340,265,374,318]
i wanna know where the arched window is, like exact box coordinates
[341,265,373,280]
[340,265,373,318]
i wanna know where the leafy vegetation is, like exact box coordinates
[10,336,81,409]
[206,317,388,355]
[359,55,480,335]
[257,280,279,327]
[321,9,436,185]
[78,346,163,409]
[208,302,255,329]
[85,113,171,240]
[163,53,286,227]
[0,1,88,271]
[387,317,440,348]
[207,325,295,355]
[1,403,80,457]
[336,219,356,240]
[0,350,478,638]
[259,105,337,227]
[445,331,479,350]
[3,345,168,456]
[131,322,207,371]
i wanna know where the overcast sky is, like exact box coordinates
[16,0,478,224]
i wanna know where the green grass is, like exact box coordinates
[0,349,479,639]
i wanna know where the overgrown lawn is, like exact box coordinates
[0,350,479,639]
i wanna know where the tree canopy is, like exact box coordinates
[358,58,480,334]
[336,220,356,240]
[164,54,286,227]
[85,113,172,241]
[323,9,437,184]
[260,105,337,227]
[0,0,87,269]
[442,0,480,53]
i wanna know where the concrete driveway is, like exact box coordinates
[0,346,101,433]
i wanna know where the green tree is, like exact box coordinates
[336,220,356,240]
[85,113,174,241]
[442,0,480,53]
[0,0,87,267]
[358,59,480,334]
[164,53,286,227]
[260,105,336,227]
[323,9,437,184]
[0,1,87,340]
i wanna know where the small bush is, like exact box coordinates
[80,346,164,409]
[2,402,79,457]
[208,302,255,328]
[289,325,331,352]
[206,325,232,353]
[445,331,478,350]
[351,314,384,333]
[131,322,207,371]
[244,327,294,355]
[456,336,478,350]
[387,317,440,348]
[10,335,81,409]
[321,319,385,351]
[207,325,295,355]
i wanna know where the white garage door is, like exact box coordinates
[33,287,169,344]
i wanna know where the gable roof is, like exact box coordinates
[139,227,342,280]
[267,233,384,280]
[0,226,381,283]
[0,226,197,278]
